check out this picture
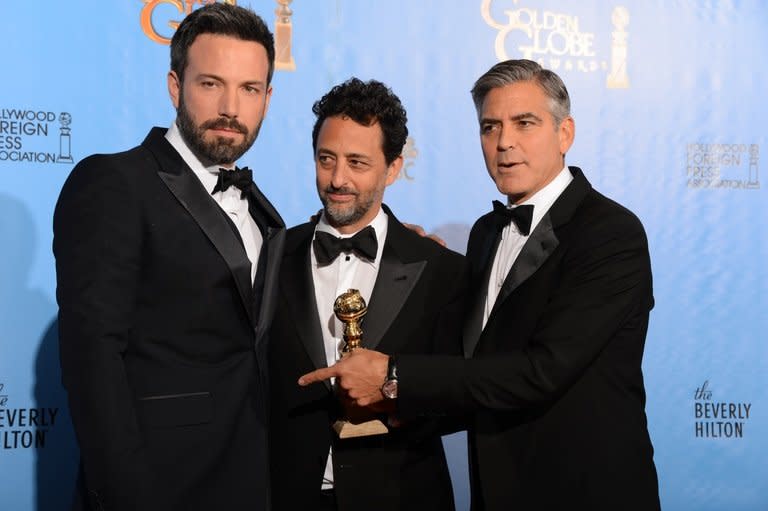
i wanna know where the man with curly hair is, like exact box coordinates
[300,60,660,511]
[269,78,465,511]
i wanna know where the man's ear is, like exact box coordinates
[168,71,181,109]
[263,85,273,117]
[558,116,575,155]
[385,155,404,186]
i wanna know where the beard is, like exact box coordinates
[319,184,381,228]
[175,92,262,166]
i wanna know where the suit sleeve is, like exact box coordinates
[427,253,468,358]
[420,253,471,434]
[53,155,153,509]
[397,211,653,418]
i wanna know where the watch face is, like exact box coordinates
[381,379,398,399]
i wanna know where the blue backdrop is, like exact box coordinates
[1,1,765,509]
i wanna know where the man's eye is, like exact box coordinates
[349,159,369,169]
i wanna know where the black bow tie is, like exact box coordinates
[212,166,253,198]
[491,200,534,236]
[313,226,378,265]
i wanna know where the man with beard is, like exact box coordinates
[268,78,465,511]
[300,60,660,510]
[53,4,284,511]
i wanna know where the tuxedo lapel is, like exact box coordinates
[489,166,590,317]
[462,216,501,358]
[363,208,426,351]
[465,167,591,355]
[248,183,286,345]
[142,128,255,327]
[364,251,425,351]
[490,213,559,315]
[283,226,331,389]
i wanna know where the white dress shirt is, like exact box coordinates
[483,167,573,327]
[165,122,262,282]
[310,207,389,490]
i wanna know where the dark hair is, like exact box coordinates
[170,3,275,85]
[312,78,408,165]
[471,59,571,126]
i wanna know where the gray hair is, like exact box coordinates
[471,59,571,127]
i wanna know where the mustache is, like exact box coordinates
[200,117,249,135]
[323,185,358,196]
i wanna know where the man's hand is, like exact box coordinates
[299,349,389,407]
[402,223,447,247]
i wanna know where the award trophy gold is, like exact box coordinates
[274,0,296,71]
[332,289,389,439]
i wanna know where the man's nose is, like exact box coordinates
[218,88,239,118]
[497,124,517,151]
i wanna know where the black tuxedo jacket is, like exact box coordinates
[398,168,660,511]
[269,205,465,511]
[53,127,285,511]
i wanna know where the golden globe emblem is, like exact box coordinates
[332,289,388,439]
[334,289,367,353]
[140,0,238,45]
[274,0,296,71]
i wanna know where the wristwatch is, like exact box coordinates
[380,355,398,399]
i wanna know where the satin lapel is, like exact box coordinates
[488,165,592,315]
[283,228,330,390]
[143,128,255,326]
[249,183,286,344]
[462,217,501,358]
[363,248,425,351]
[490,213,559,317]
[466,166,590,353]
[362,212,426,351]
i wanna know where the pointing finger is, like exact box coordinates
[298,366,338,386]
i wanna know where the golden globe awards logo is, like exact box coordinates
[0,109,74,164]
[140,0,296,71]
[686,143,760,189]
[0,383,60,449]
[140,0,237,45]
[694,380,752,438]
[480,0,630,88]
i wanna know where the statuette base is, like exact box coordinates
[333,418,388,439]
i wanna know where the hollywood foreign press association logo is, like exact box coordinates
[693,380,752,439]
[686,143,760,189]
[0,382,61,449]
[0,108,74,165]
[481,0,630,89]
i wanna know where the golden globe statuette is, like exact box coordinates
[57,112,74,164]
[606,6,630,89]
[332,289,388,439]
[274,0,296,71]
[747,144,760,188]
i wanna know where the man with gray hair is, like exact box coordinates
[300,59,661,510]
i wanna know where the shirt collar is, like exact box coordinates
[165,121,235,194]
[507,166,573,232]
[314,206,389,265]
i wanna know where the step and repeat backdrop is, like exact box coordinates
[1,1,765,509]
